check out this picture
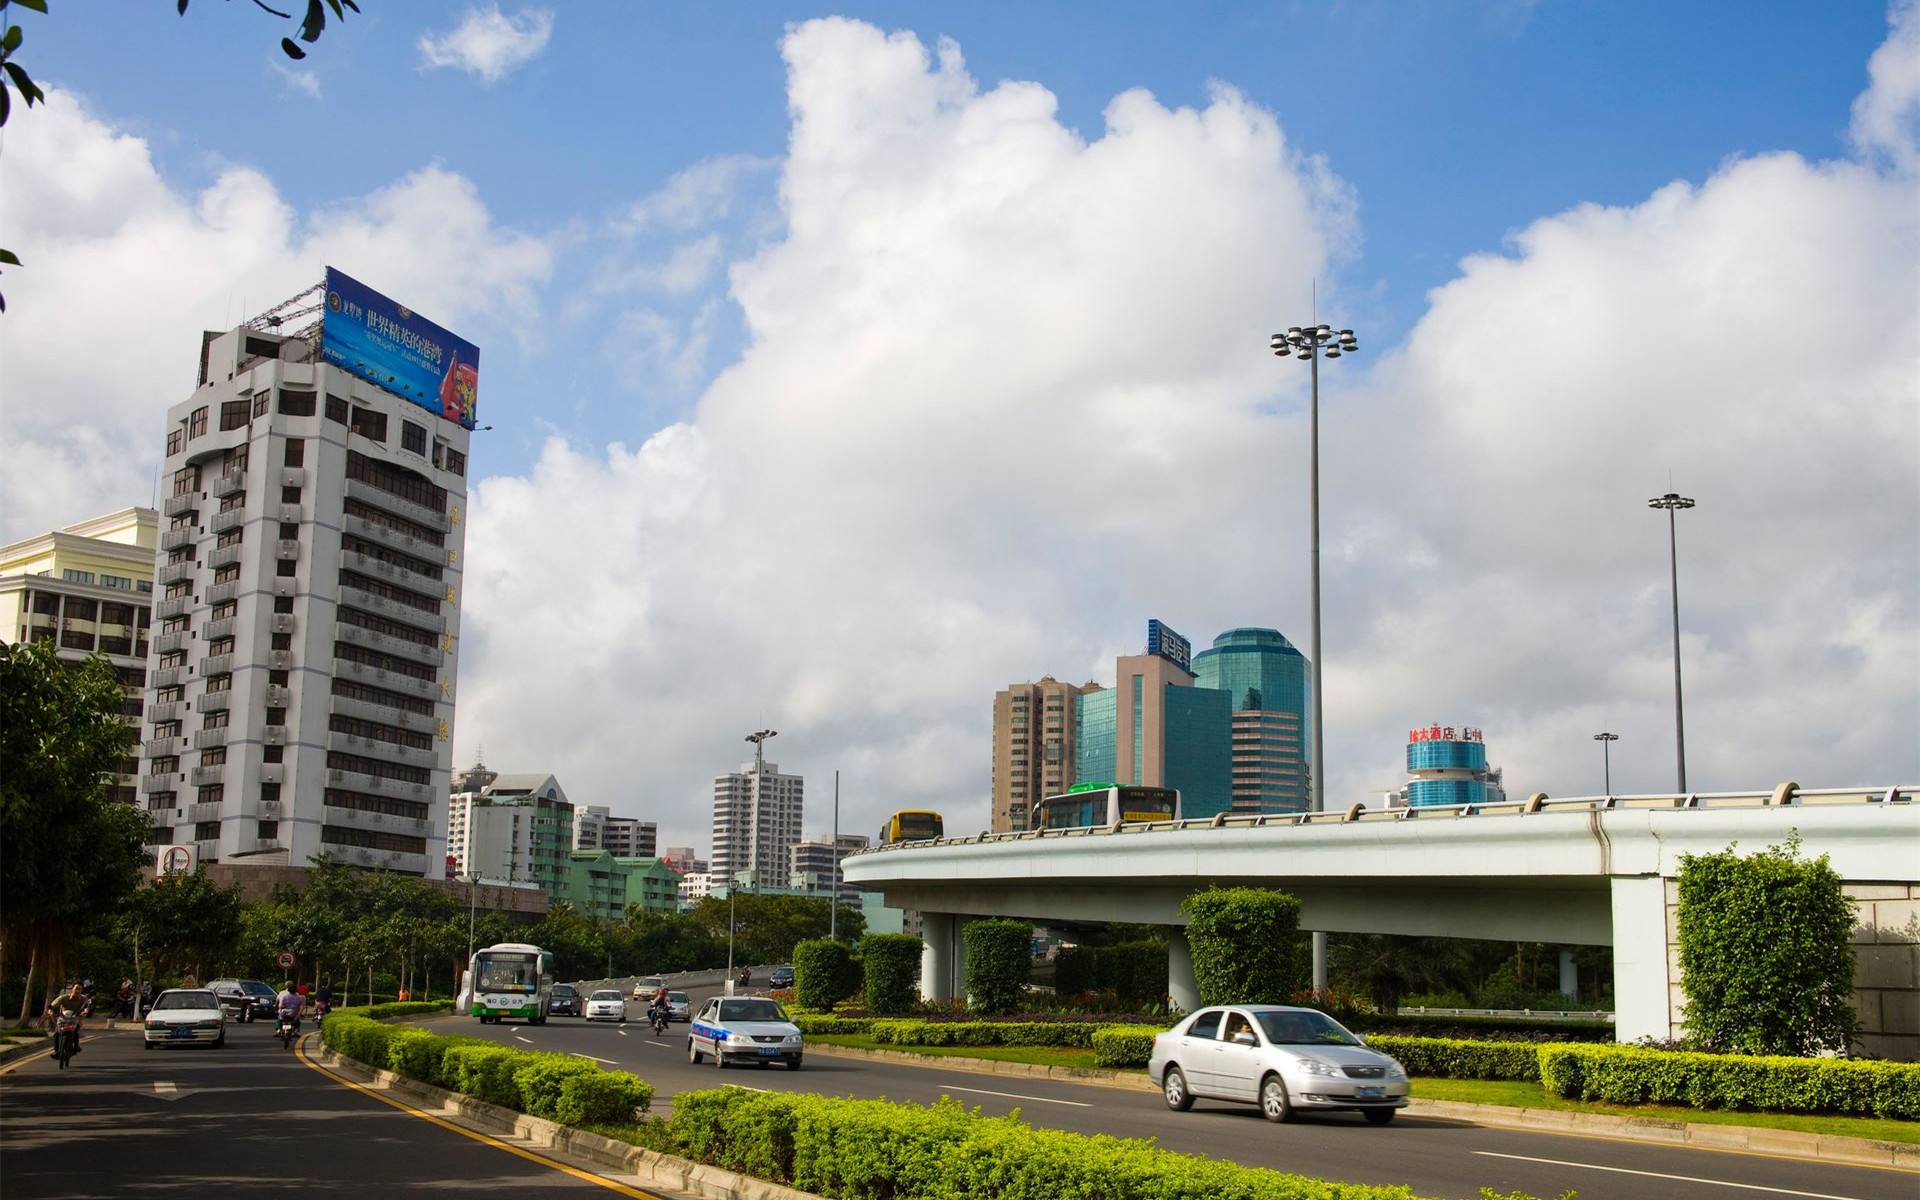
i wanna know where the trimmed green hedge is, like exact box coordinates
[869,1019,1103,1048]
[860,933,922,1015]
[1090,1025,1163,1068]
[1181,888,1304,1006]
[1538,1043,1920,1119]
[1053,940,1167,1006]
[790,1014,877,1035]
[1364,1035,1540,1082]
[320,1011,653,1123]
[345,1000,454,1021]
[793,939,861,1013]
[963,919,1033,1015]
[665,1086,1444,1200]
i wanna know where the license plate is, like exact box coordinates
[1355,1085,1384,1099]
[758,1048,780,1056]
[169,1026,192,1039]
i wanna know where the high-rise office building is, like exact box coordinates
[1073,620,1233,820]
[1192,628,1311,813]
[601,816,656,858]
[1,507,158,806]
[1404,723,1499,807]
[991,677,1099,832]
[139,275,475,875]
[711,760,803,891]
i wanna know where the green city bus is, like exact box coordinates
[467,942,554,1024]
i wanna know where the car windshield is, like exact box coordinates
[669,992,688,1003]
[155,991,218,1011]
[637,978,663,988]
[241,981,276,999]
[1254,1010,1362,1046]
[718,999,787,1022]
[552,985,577,996]
[591,991,622,1001]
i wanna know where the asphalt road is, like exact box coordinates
[0,1019,661,1199]
[444,997,1918,1200]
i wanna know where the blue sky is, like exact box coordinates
[5,3,1914,849]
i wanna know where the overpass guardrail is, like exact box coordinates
[846,783,1915,858]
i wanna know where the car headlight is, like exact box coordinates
[1385,1059,1408,1080]
[785,1034,802,1044]
[197,1019,224,1029]
[1293,1058,1342,1076]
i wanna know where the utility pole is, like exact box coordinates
[830,769,840,941]
[1648,493,1696,793]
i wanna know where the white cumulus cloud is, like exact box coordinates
[418,5,555,85]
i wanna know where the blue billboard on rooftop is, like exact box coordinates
[320,267,479,430]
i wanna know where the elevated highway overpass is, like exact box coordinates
[842,784,1920,1056]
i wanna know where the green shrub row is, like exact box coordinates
[321,1012,653,1125]
[963,919,1033,1015]
[1182,888,1305,1007]
[1090,1025,1163,1068]
[869,1019,1104,1048]
[338,1000,453,1021]
[1363,1035,1540,1082]
[1053,940,1166,1006]
[860,933,923,1015]
[790,1014,877,1035]
[1538,1043,1920,1120]
[793,940,861,1012]
[664,1086,1445,1200]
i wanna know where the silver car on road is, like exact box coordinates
[1147,1005,1409,1124]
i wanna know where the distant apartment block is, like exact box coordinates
[789,833,870,904]
[992,677,1099,832]
[711,759,803,891]
[450,772,573,890]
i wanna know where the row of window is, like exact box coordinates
[339,568,441,616]
[326,750,431,785]
[331,675,436,717]
[334,638,437,682]
[325,787,429,821]
[341,531,443,581]
[343,496,445,547]
[336,602,439,648]
[329,712,433,752]
[346,449,447,514]
[321,823,426,855]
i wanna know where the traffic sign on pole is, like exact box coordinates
[276,951,296,971]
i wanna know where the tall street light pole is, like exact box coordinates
[744,729,778,893]
[1271,322,1357,995]
[1593,732,1619,795]
[1647,493,1695,793]
[830,769,840,941]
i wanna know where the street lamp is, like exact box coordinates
[1593,732,1620,795]
[1271,321,1358,995]
[1647,493,1696,793]
[743,730,777,893]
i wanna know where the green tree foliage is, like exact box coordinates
[529,902,607,981]
[859,933,922,1014]
[1327,934,1485,1013]
[612,908,725,974]
[1052,939,1166,1006]
[0,640,150,1018]
[1181,887,1305,1006]
[1676,833,1858,1056]
[791,938,859,1010]
[123,871,244,983]
[961,918,1032,1015]
[683,893,864,968]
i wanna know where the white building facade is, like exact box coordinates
[711,760,803,891]
[139,317,470,876]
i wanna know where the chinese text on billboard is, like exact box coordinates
[320,267,479,430]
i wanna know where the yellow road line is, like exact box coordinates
[293,1035,665,1199]
[0,1034,97,1075]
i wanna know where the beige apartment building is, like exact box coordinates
[991,676,1100,833]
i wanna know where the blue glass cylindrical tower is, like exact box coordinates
[1404,723,1489,807]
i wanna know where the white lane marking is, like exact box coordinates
[514,1035,534,1044]
[617,1029,628,1037]
[570,1053,618,1065]
[1471,1152,1874,1200]
[639,1039,675,1050]
[153,1081,176,1095]
[937,1083,1092,1108]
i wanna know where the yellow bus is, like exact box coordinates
[878,809,944,845]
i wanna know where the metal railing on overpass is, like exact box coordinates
[845,784,1915,859]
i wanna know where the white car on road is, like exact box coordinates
[584,989,627,1022]
[687,997,803,1069]
[1148,1005,1409,1124]
[143,988,227,1050]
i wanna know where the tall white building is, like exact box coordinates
[602,816,656,858]
[139,285,473,877]
[448,772,572,890]
[572,804,610,851]
[711,760,803,891]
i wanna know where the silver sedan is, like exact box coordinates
[1147,1005,1409,1124]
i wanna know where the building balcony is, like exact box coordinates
[342,512,439,558]
[200,653,233,677]
[259,764,284,786]
[265,684,291,707]
[158,561,195,585]
[263,724,288,746]
[328,730,438,769]
[155,596,190,620]
[267,650,294,671]
[323,801,431,838]
[207,545,242,571]
[344,477,448,533]
[336,583,445,632]
[194,839,220,862]
[141,773,176,794]
[144,735,185,756]
[151,666,185,689]
[280,468,306,490]
[341,549,440,596]
[148,700,185,724]
[269,613,296,635]
[154,631,187,655]
[210,508,245,534]
[326,767,432,803]
[207,581,240,605]
[163,493,198,518]
[274,539,300,561]
[193,728,228,750]
[333,655,439,699]
[278,503,303,523]
[214,470,247,499]
[334,619,440,666]
[196,691,230,713]
[161,528,194,551]
[189,767,224,789]
[205,616,236,642]
[330,691,437,735]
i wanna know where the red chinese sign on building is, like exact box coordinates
[1408,724,1484,743]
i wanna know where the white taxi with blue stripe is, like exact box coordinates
[687,996,803,1070]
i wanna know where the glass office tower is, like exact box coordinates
[1192,628,1310,814]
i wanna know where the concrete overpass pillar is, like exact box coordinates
[1167,928,1200,1014]
[1610,876,1674,1043]
[1558,948,1579,1003]
[918,914,970,1002]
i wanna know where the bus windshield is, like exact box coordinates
[894,812,942,840]
[477,954,539,992]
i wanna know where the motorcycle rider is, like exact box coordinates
[46,983,86,1057]
[647,983,671,1031]
[275,982,303,1040]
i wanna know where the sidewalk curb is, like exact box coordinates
[802,1042,1918,1171]
[308,1041,828,1200]
[0,1035,51,1068]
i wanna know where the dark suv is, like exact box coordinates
[208,979,278,1023]
[767,966,795,989]
[548,983,582,1017]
